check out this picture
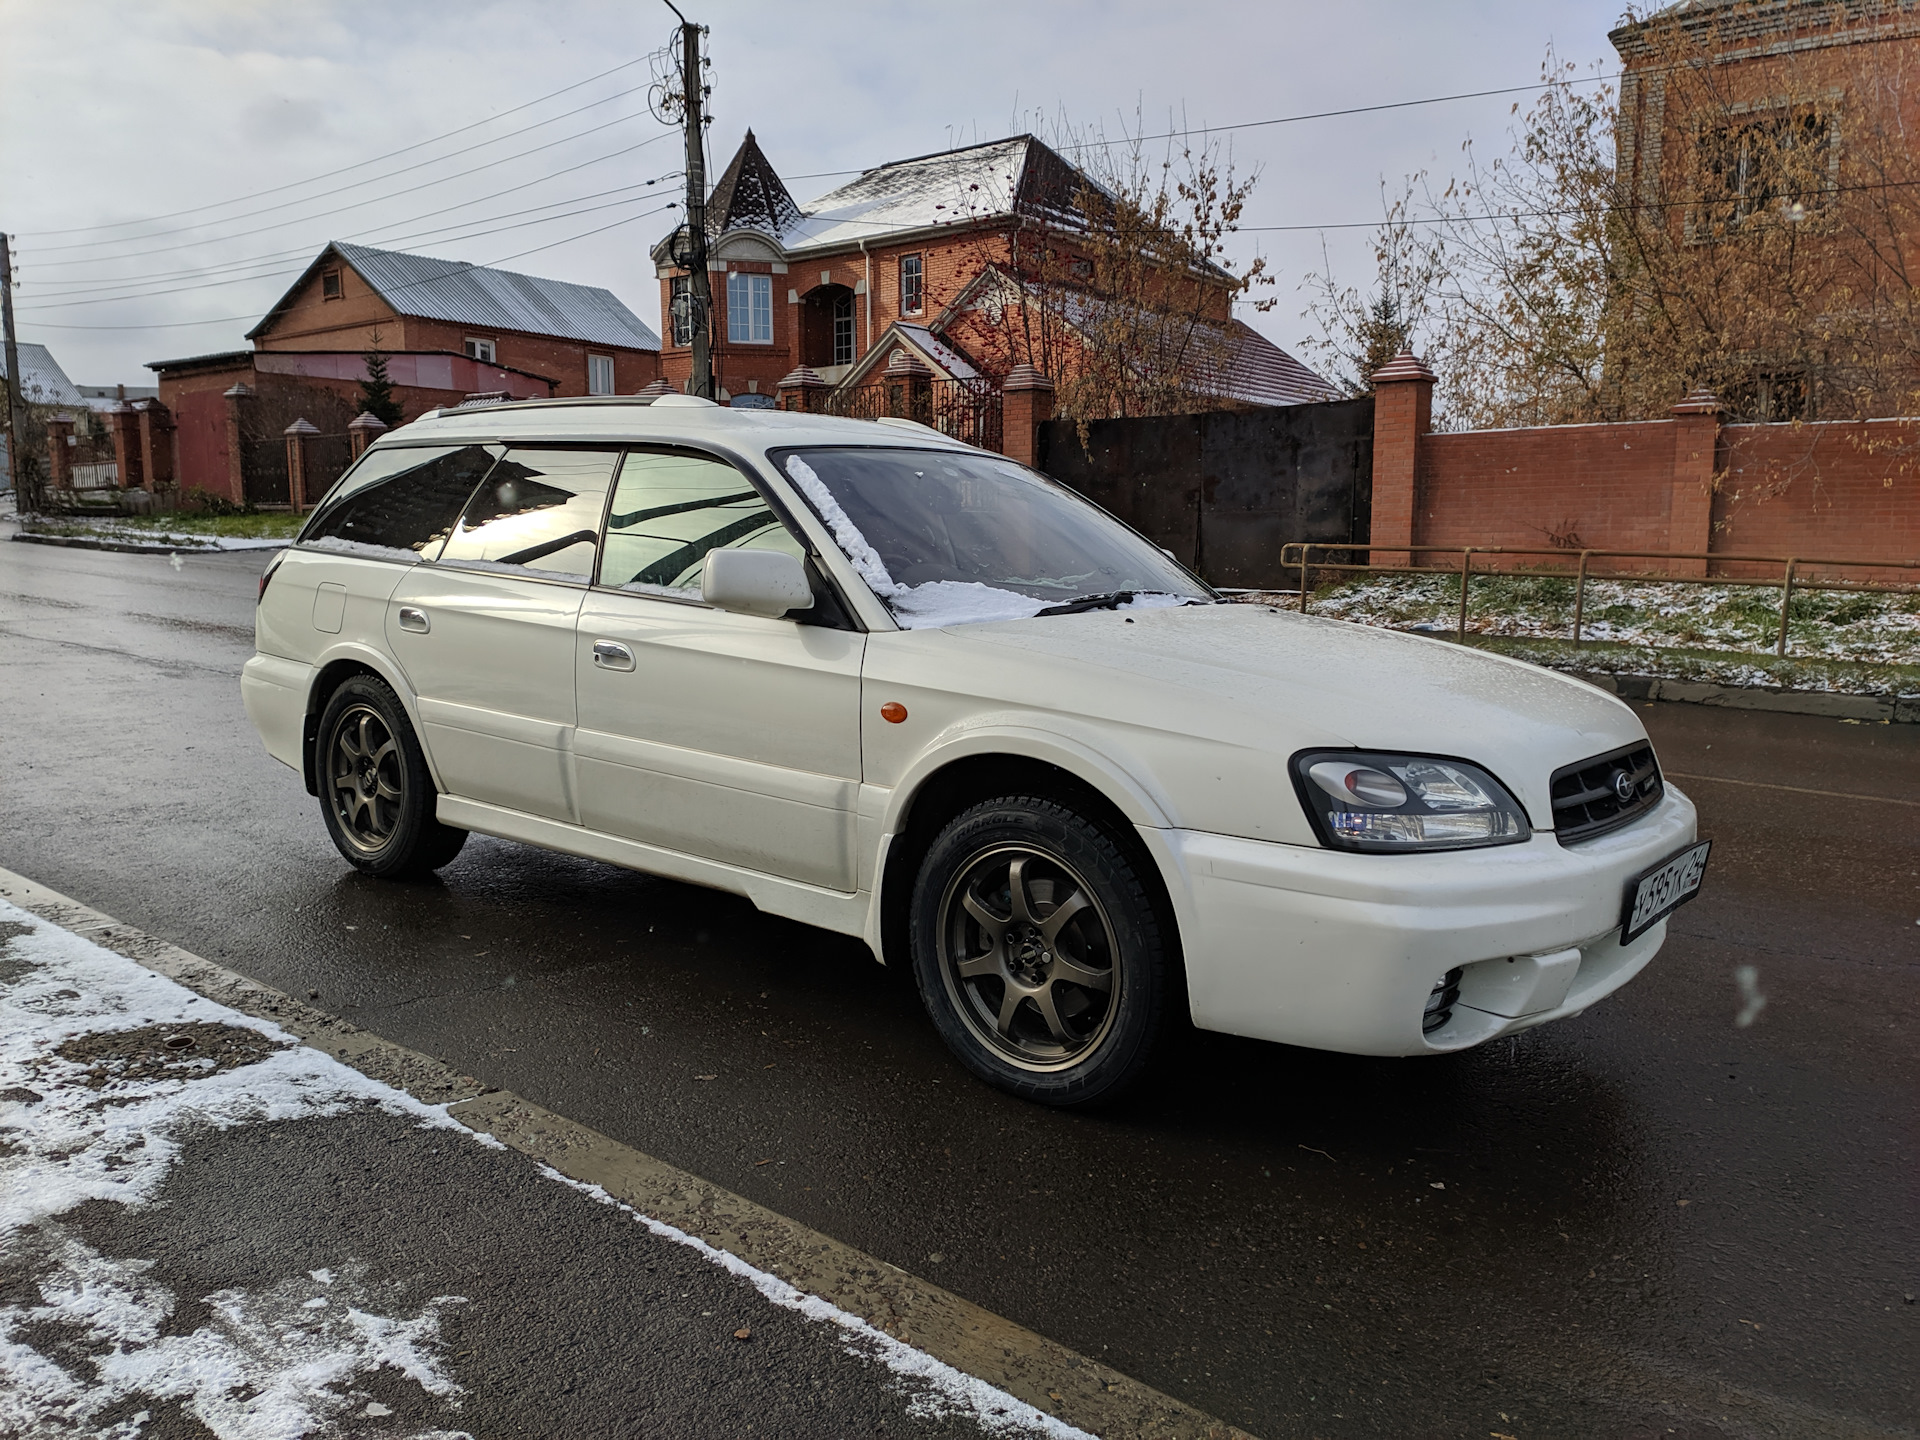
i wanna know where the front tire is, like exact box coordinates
[316,675,467,878]
[910,795,1170,1106]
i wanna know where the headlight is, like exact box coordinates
[1292,751,1532,853]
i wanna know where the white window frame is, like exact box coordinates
[587,353,616,395]
[726,271,774,344]
[464,337,497,364]
[899,253,924,315]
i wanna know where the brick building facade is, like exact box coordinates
[651,132,1332,408]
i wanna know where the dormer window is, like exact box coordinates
[321,271,342,300]
[464,338,496,364]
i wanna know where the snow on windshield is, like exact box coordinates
[782,451,1204,629]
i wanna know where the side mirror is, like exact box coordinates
[702,548,813,619]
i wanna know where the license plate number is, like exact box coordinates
[1621,840,1712,943]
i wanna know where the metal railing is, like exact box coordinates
[822,377,1004,451]
[1278,542,1920,657]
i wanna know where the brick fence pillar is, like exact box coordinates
[46,415,74,489]
[1001,363,1054,468]
[284,417,319,512]
[109,401,145,490]
[223,383,254,506]
[884,350,933,425]
[348,411,389,459]
[1669,389,1722,577]
[777,366,827,413]
[1369,351,1435,567]
[135,400,175,498]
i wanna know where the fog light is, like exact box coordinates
[1423,967,1463,1034]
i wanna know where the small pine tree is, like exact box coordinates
[357,344,404,428]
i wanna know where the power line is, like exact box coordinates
[29,113,674,270]
[779,73,1621,184]
[18,189,683,313]
[19,55,655,238]
[21,165,685,303]
[21,203,678,333]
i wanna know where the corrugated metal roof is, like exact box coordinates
[253,242,660,352]
[0,342,86,408]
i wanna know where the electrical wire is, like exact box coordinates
[28,115,675,270]
[19,55,656,238]
[23,203,679,332]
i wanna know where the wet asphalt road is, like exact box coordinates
[1,537,1915,1439]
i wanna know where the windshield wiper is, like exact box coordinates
[1034,590,1137,617]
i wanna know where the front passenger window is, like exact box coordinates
[436,448,619,580]
[600,450,799,594]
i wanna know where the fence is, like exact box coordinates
[1037,397,1374,589]
[823,378,1003,452]
[1280,541,1920,657]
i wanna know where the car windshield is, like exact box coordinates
[772,447,1211,628]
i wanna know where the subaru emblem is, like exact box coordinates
[1612,770,1636,802]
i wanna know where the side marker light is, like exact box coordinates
[880,702,908,724]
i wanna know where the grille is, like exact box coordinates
[1551,742,1663,844]
[1423,968,1463,1034]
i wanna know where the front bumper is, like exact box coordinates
[1155,787,1698,1056]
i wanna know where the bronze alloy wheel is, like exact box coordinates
[936,843,1121,1071]
[327,703,406,855]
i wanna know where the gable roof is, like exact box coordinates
[250,241,660,351]
[0,342,86,409]
[835,322,989,390]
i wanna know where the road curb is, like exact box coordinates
[10,531,287,555]
[1571,668,1920,723]
[0,866,1255,1440]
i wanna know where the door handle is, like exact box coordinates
[591,639,635,672]
[397,606,430,634]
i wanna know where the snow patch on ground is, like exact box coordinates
[535,1164,1092,1440]
[0,900,472,1438]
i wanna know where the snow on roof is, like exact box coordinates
[0,342,86,409]
[251,242,660,351]
[784,137,1037,253]
[706,130,803,240]
[836,322,987,389]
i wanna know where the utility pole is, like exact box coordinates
[0,232,27,513]
[673,9,714,399]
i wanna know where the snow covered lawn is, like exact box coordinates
[1283,572,1920,668]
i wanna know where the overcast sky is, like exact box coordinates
[1,0,1631,386]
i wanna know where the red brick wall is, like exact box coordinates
[1417,420,1682,556]
[1715,420,1920,579]
[1378,405,1920,583]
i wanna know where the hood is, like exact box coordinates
[927,603,1647,828]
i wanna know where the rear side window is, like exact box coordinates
[600,449,797,594]
[300,445,499,560]
[436,448,620,581]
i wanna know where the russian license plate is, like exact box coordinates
[1620,840,1712,943]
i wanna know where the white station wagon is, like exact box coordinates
[243,395,1708,1105]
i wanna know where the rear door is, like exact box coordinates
[387,447,620,823]
[574,448,865,890]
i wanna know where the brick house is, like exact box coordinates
[1610,0,1920,419]
[651,132,1332,408]
[147,242,661,505]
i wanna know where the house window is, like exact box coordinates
[726,271,773,344]
[587,354,616,395]
[670,274,694,347]
[1693,107,1835,233]
[464,338,496,364]
[899,253,924,314]
[832,292,855,366]
[321,271,343,300]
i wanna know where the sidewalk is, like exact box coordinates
[0,896,1091,1439]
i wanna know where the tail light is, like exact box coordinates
[258,554,285,604]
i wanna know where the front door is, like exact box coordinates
[573,448,864,890]
[387,447,620,823]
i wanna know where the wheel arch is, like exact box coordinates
[303,645,440,796]
[872,742,1185,985]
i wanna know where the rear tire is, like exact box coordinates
[910,795,1169,1107]
[315,675,467,878]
